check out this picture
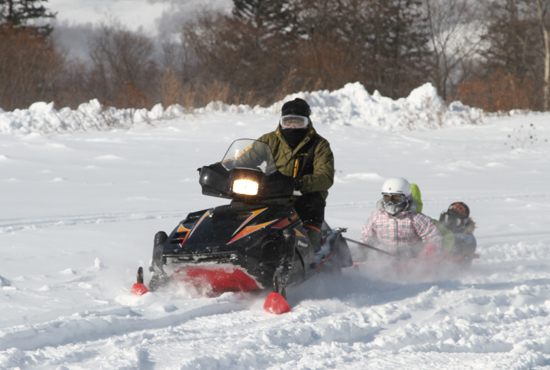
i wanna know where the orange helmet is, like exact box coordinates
[447,202,470,219]
[439,202,470,231]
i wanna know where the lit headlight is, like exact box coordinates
[233,179,259,195]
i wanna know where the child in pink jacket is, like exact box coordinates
[360,177,442,259]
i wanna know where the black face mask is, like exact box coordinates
[281,127,308,148]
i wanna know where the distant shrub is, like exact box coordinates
[0,27,65,111]
[456,69,536,113]
[505,123,548,150]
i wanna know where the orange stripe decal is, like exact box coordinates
[181,210,210,246]
[271,218,290,229]
[305,225,321,232]
[177,224,191,233]
[228,220,277,244]
[233,208,267,236]
[176,224,192,246]
[294,228,306,238]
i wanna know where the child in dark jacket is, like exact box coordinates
[438,202,477,257]
[409,186,476,258]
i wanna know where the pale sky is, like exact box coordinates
[45,0,232,60]
[47,0,232,34]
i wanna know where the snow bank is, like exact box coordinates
[0,99,172,135]
[277,82,484,130]
[0,83,484,135]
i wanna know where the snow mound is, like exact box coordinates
[0,100,170,135]
[0,83,484,135]
[277,82,484,130]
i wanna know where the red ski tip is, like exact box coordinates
[263,292,291,315]
[130,283,149,296]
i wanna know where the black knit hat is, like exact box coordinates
[281,98,311,117]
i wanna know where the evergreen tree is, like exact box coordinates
[232,0,297,35]
[362,0,432,98]
[0,0,56,35]
[182,0,434,105]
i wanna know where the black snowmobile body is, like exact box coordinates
[148,139,353,294]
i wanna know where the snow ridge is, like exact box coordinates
[0,298,248,351]
[0,83,484,135]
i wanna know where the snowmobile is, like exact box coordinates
[132,139,353,314]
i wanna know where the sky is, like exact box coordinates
[45,0,232,60]
[1,82,550,369]
[48,0,232,33]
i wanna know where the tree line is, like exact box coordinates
[1,0,549,113]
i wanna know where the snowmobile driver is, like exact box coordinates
[360,177,442,260]
[258,98,334,248]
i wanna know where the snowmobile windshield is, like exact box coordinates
[221,139,277,175]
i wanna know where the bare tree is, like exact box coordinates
[181,9,292,105]
[0,27,65,110]
[534,0,550,110]
[473,0,549,110]
[424,0,483,100]
[88,25,159,108]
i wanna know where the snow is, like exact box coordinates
[1,82,550,369]
[0,83,483,135]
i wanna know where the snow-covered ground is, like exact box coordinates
[1,83,550,369]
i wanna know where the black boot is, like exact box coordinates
[306,226,321,252]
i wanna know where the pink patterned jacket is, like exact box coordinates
[360,209,442,257]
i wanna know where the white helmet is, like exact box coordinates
[381,177,411,215]
[381,177,411,197]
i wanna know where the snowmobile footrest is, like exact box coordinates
[263,292,291,315]
[131,283,149,296]
[131,267,149,296]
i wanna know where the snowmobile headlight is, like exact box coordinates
[233,179,259,195]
